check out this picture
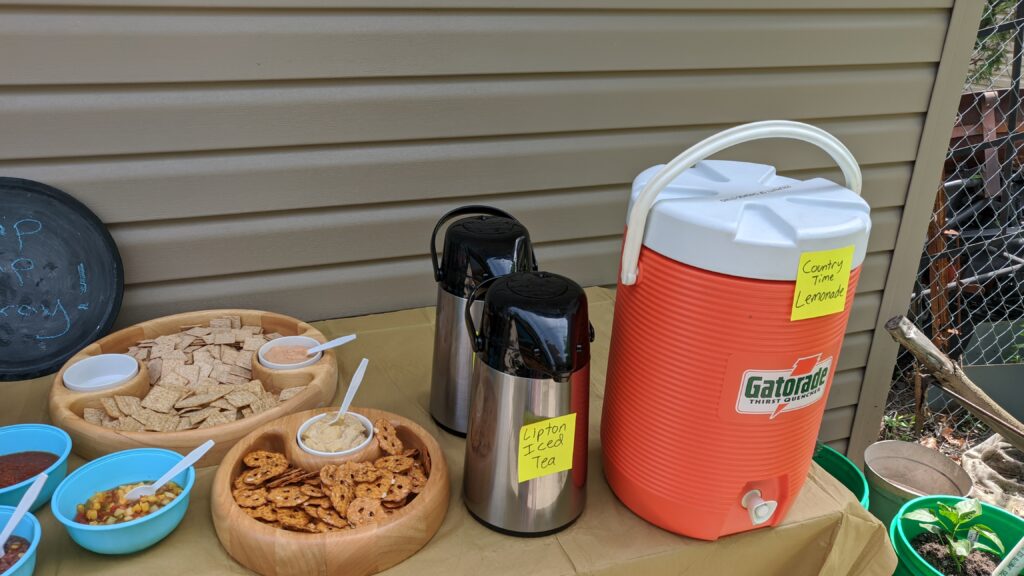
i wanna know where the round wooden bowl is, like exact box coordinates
[211,407,449,576]
[49,309,338,468]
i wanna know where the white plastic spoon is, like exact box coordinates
[0,473,46,550]
[322,357,369,426]
[125,439,214,501]
[306,334,357,356]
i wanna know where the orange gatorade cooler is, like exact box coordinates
[602,121,872,540]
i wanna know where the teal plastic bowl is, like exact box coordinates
[0,505,41,576]
[890,495,1024,575]
[50,448,195,555]
[813,443,870,509]
[0,424,72,511]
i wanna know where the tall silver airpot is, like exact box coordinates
[429,206,535,436]
[463,271,593,536]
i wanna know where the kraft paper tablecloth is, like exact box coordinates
[3,287,897,576]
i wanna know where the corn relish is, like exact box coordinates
[73,481,183,525]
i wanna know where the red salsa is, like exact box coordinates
[0,536,30,574]
[0,451,57,489]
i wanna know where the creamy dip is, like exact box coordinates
[302,414,368,453]
[265,345,311,365]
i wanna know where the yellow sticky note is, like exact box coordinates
[518,413,576,483]
[791,245,855,321]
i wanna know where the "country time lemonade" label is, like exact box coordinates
[735,354,833,419]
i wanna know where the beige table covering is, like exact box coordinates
[4,288,897,576]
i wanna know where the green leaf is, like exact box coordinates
[955,499,982,520]
[937,503,961,525]
[904,509,940,523]
[949,538,972,558]
[921,523,946,535]
[971,524,1005,554]
[972,542,1003,556]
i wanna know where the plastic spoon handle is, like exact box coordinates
[0,473,46,549]
[325,358,369,425]
[125,440,214,501]
[307,334,357,356]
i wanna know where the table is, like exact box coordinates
[5,288,897,576]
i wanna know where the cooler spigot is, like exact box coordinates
[741,490,778,526]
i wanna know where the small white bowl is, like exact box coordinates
[63,354,139,392]
[296,412,374,457]
[258,335,322,370]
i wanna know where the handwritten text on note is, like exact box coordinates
[791,245,854,321]
[518,413,576,483]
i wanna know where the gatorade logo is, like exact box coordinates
[736,354,832,419]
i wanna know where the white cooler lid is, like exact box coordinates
[628,160,871,281]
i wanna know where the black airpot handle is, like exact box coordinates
[430,205,516,282]
[464,277,497,353]
[465,277,594,380]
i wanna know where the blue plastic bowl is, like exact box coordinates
[0,424,72,512]
[0,505,41,576]
[50,448,195,555]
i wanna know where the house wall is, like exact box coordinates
[0,0,983,455]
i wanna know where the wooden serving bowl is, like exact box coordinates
[49,309,338,468]
[211,407,449,576]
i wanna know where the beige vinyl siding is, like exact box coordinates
[0,1,981,455]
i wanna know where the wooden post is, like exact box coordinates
[926,186,954,352]
[885,315,1024,452]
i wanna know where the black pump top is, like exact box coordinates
[466,272,593,382]
[431,206,535,298]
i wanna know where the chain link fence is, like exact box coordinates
[881,0,1024,461]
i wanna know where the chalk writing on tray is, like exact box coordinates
[1,216,90,345]
[78,262,88,294]
[13,218,42,253]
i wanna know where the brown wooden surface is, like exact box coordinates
[210,407,449,576]
[48,309,339,467]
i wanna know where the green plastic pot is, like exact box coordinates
[813,444,870,508]
[890,495,1024,576]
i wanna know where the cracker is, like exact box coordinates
[149,343,175,359]
[242,336,265,351]
[100,397,123,419]
[162,349,188,362]
[147,359,163,385]
[278,386,306,402]
[346,498,384,527]
[187,406,221,427]
[250,396,279,415]
[209,318,232,329]
[175,364,200,385]
[114,395,143,416]
[141,386,182,414]
[225,389,259,408]
[199,411,233,429]
[83,407,105,425]
[158,371,189,389]
[229,365,252,380]
[235,350,254,370]
[374,418,404,455]
[117,417,145,432]
[175,389,229,409]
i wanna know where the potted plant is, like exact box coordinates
[891,495,1024,576]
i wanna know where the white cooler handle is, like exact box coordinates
[619,120,862,286]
